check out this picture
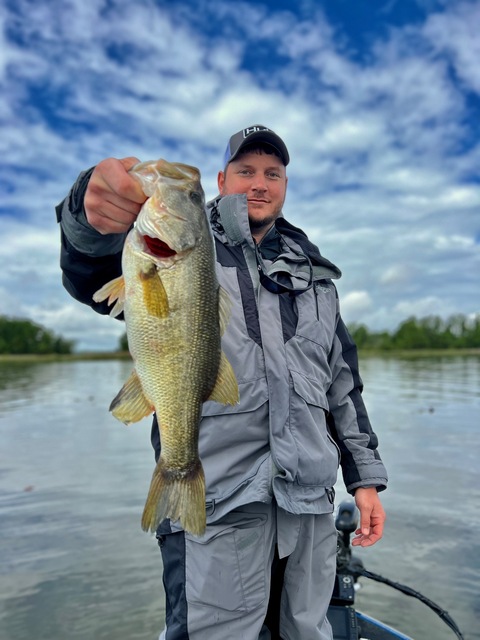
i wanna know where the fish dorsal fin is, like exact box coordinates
[109,369,153,425]
[218,285,232,336]
[140,266,170,318]
[93,276,126,317]
[207,351,239,406]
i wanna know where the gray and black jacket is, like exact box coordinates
[56,170,388,522]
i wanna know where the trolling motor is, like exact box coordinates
[332,501,363,604]
[329,500,465,640]
[327,502,362,639]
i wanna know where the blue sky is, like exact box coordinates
[1,0,479,351]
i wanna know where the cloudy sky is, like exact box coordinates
[1,0,479,352]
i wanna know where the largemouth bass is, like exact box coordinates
[93,159,239,536]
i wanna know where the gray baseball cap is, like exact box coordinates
[223,125,290,167]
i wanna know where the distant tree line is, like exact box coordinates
[5,312,477,355]
[0,316,74,354]
[119,332,129,351]
[348,314,480,350]
[117,313,480,353]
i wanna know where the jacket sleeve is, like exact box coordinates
[326,294,388,494]
[55,168,128,316]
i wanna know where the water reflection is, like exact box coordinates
[0,356,478,639]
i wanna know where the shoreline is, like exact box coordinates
[0,348,479,364]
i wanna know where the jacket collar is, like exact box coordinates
[208,194,255,249]
[207,194,341,280]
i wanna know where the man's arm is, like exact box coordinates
[326,295,388,546]
[56,157,146,313]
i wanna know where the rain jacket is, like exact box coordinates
[56,170,388,523]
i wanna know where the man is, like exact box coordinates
[56,125,388,640]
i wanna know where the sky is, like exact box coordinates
[1,0,479,352]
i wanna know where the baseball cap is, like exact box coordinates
[223,125,290,167]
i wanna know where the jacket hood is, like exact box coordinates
[207,194,342,281]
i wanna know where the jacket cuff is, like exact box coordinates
[346,479,388,495]
[55,167,127,258]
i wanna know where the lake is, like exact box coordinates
[0,355,478,640]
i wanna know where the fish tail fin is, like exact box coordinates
[141,458,206,536]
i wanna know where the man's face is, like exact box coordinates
[217,150,288,239]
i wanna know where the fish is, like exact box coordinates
[93,159,239,536]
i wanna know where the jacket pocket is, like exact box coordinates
[289,370,340,487]
[199,378,270,501]
[293,282,337,354]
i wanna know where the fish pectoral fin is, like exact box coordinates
[206,351,239,406]
[218,285,232,336]
[109,370,153,424]
[93,276,126,317]
[140,267,170,318]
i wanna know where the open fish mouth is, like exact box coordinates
[143,235,177,258]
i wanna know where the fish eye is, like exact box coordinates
[189,191,203,205]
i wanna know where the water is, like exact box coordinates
[0,356,478,640]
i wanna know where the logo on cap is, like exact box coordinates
[243,126,272,138]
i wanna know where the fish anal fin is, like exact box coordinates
[93,276,126,317]
[207,351,239,406]
[110,369,153,424]
[140,266,169,318]
[141,457,206,536]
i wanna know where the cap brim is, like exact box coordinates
[230,131,289,166]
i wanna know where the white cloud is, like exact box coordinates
[380,265,413,286]
[341,291,373,319]
[435,186,480,208]
[433,234,474,251]
[423,1,480,94]
[33,303,125,352]
[393,295,456,319]
[319,118,387,153]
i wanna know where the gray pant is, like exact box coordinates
[158,502,336,640]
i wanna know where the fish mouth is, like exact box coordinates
[143,235,177,258]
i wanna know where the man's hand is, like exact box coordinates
[352,487,385,547]
[84,157,147,234]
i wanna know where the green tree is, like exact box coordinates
[119,332,129,352]
[0,316,74,354]
[463,315,480,348]
[347,313,480,350]
[348,323,371,349]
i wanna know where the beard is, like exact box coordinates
[249,214,277,230]
[248,204,283,236]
